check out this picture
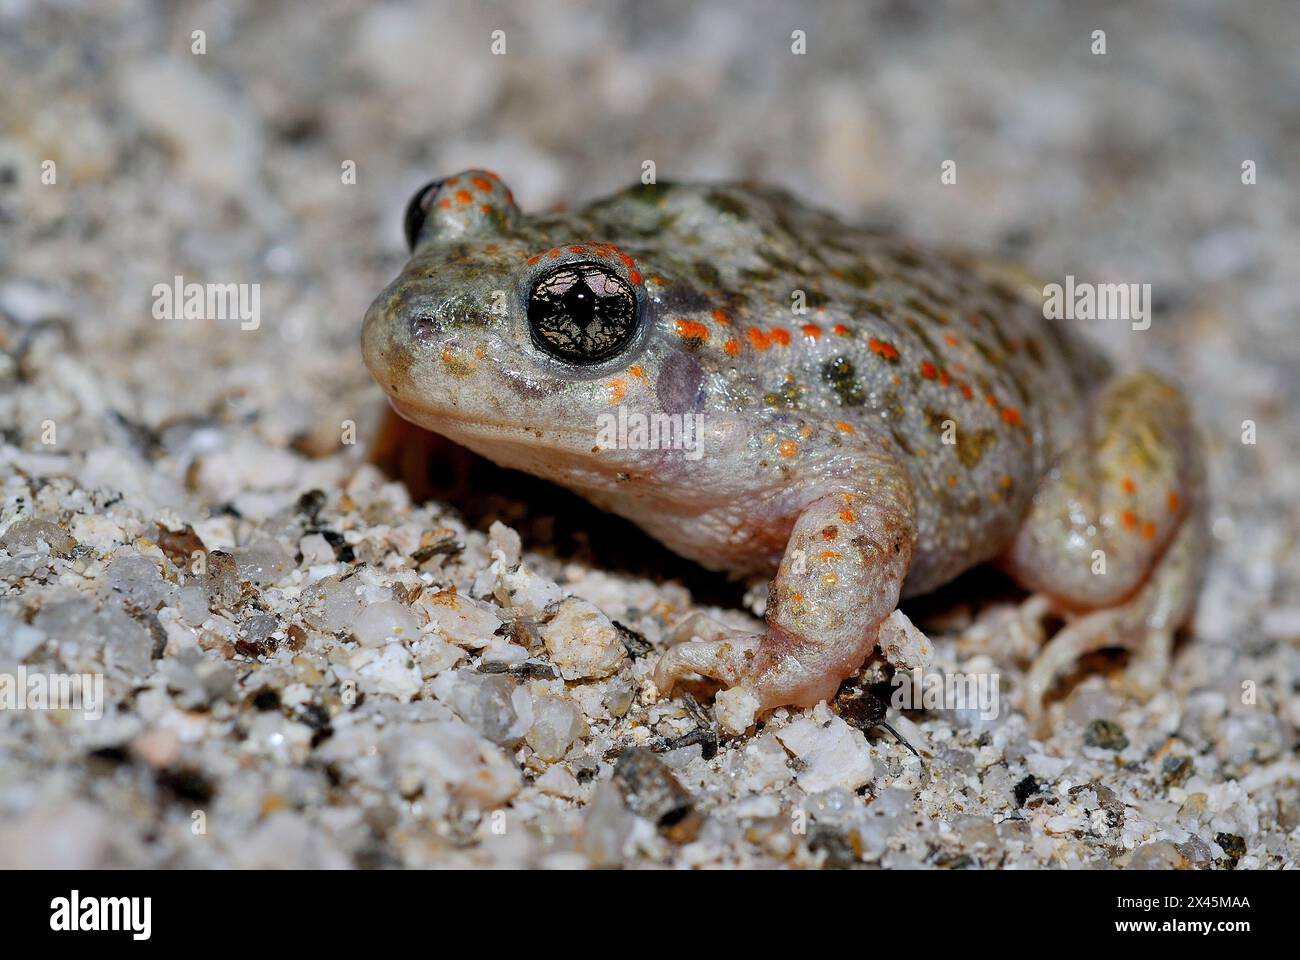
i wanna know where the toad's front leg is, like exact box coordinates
[655,460,915,734]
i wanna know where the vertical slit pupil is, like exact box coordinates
[528,263,637,363]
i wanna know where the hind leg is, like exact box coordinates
[1001,371,1206,726]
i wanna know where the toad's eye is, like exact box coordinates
[403,179,444,251]
[527,263,639,364]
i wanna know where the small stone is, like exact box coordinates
[0,517,77,558]
[1123,841,1188,870]
[0,613,45,661]
[526,694,586,761]
[1083,718,1129,751]
[808,824,859,869]
[876,608,932,670]
[582,780,634,867]
[540,597,627,681]
[535,764,582,799]
[105,555,174,613]
[1214,832,1246,866]
[775,714,874,793]
[234,539,293,585]
[354,642,422,701]
[1161,754,1193,787]
[417,588,502,648]
[613,747,697,835]
[352,599,420,646]
[446,671,525,745]
[714,685,761,736]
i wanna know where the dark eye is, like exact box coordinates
[403,179,444,251]
[527,263,639,364]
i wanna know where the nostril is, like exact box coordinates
[408,312,439,342]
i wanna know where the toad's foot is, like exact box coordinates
[655,458,915,734]
[1006,372,1207,731]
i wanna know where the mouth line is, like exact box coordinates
[388,396,593,444]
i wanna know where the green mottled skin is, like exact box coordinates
[363,171,1206,731]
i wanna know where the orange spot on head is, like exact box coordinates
[939,369,951,387]
[455,189,473,205]
[1000,407,1022,427]
[607,379,626,404]
[472,176,492,192]
[676,320,709,342]
[960,383,974,400]
[819,550,842,563]
[944,334,959,347]
[770,327,791,347]
[629,364,646,380]
[746,328,771,351]
[480,204,492,214]
[834,421,855,434]
[438,198,451,209]
[724,339,740,357]
[1122,510,1139,531]
[801,324,821,338]
[629,270,642,285]
[527,254,542,266]
[821,527,838,541]
[985,393,998,408]
[833,324,849,336]
[548,249,562,259]
[712,309,731,326]
[778,440,798,458]
[839,509,856,524]
[569,245,586,254]
[947,475,957,488]
[999,474,1012,489]
[1167,492,1181,513]
[1122,477,1136,495]
[618,253,635,269]
[1141,520,1157,540]
[920,361,937,380]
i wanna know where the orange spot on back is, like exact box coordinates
[1122,510,1139,531]
[769,327,791,347]
[472,176,492,192]
[839,509,857,524]
[802,324,822,338]
[607,379,626,404]
[1122,477,1136,495]
[676,320,709,342]
[1000,407,1022,427]
[455,189,473,205]
[834,421,855,434]
[746,328,771,351]
[724,339,740,357]
[1167,492,1181,513]
[1141,520,1157,540]
[920,361,937,380]
[629,364,646,380]
[527,255,542,266]
[711,309,731,326]
[778,440,797,458]
[833,324,849,336]
[629,270,642,285]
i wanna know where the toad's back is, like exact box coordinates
[557,182,1109,592]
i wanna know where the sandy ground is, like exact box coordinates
[1,0,1297,868]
